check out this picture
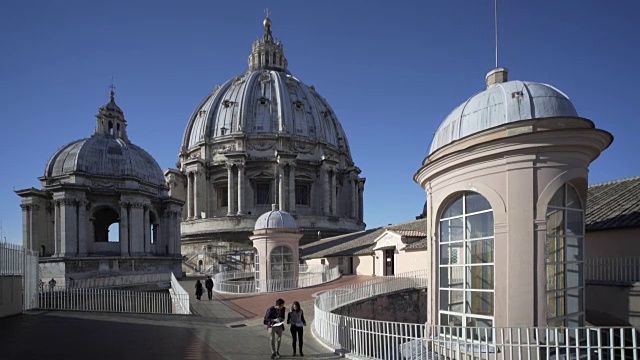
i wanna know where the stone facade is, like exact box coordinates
[16,90,184,284]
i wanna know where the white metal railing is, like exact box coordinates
[39,286,176,314]
[1,242,39,310]
[214,265,340,294]
[425,325,640,360]
[68,273,170,289]
[169,273,191,315]
[586,257,640,283]
[213,270,255,283]
[313,269,429,359]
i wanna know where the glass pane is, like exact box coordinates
[439,220,451,243]
[466,193,492,213]
[546,291,564,318]
[447,314,463,327]
[447,290,464,312]
[440,266,464,289]
[566,210,584,236]
[546,209,564,236]
[466,265,494,290]
[466,212,494,239]
[566,186,582,209]
[549,186,565,208]
[566,288,583,314]
[466,317,493,341]
[565,237,583,262]
[565,263,581,288]
[547,264,564,290]
[440,243,463,265]
[443,196,463,218]
[283,253,294,263]
[467,239,494,264]
[546,236,558,264]
[450,218,464,241]
[439,290,449,311]
[466,291,493,316]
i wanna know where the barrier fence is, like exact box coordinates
[425,325,640,360]
[1,242,39,310]
[313,269,429,359]
[170,272,191,315]
[213,266,340,294]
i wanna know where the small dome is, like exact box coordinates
[254,205,298,230]
[45,135,166,187]
[429,70,579,155]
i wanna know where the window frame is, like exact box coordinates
[438,192,495,342]
[545,183,585,330]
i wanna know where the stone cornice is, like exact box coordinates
[415,126,613,189]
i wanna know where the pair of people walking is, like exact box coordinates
[264,298,306,358]
[195,276,214,300]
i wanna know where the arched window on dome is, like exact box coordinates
[270,246,294,291]
[92,207,120,252]
[545,183,584,329]
[438,192,494,341]
[149,211,158,245]
[108,121,114,136]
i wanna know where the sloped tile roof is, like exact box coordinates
[391,229,427,237]
[404,238,429,250]
[300,218,428,259]
[586,176,640,231]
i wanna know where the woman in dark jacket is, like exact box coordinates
[287,301,306,356]
[195,280,203,300]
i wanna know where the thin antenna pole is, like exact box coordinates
[494,0,499,68]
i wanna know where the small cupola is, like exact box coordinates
[95,85,128,141]
[485,67,508,88]
[247,13,289,72]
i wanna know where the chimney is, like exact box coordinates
[485,68,508,88]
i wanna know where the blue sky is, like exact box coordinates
[1,0,639,244]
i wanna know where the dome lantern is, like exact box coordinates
[95,84,128,141]
[248,13,288,72]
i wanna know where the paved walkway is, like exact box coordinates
[0,275,373,360]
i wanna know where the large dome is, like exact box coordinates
[429,68,579,155]
[180,17,351,158]
[170,16,366,251]
[45,136,166,187]
[181,70,351,154]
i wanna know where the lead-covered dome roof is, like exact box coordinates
[44,90,166,188]
[429,68,579,154]
[255,205,298,230]
[181,17,351,156]
[45,136,166,186]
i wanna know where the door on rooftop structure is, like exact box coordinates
[384,249,395,276]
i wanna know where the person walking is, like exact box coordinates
[263,298,286,359]
[205,276,214,300]
[194,279,203,300]
[287,301,306,356]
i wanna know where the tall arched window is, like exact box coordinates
[439,192,494,340]
[270,246,294,285]
[546,184,584,328]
